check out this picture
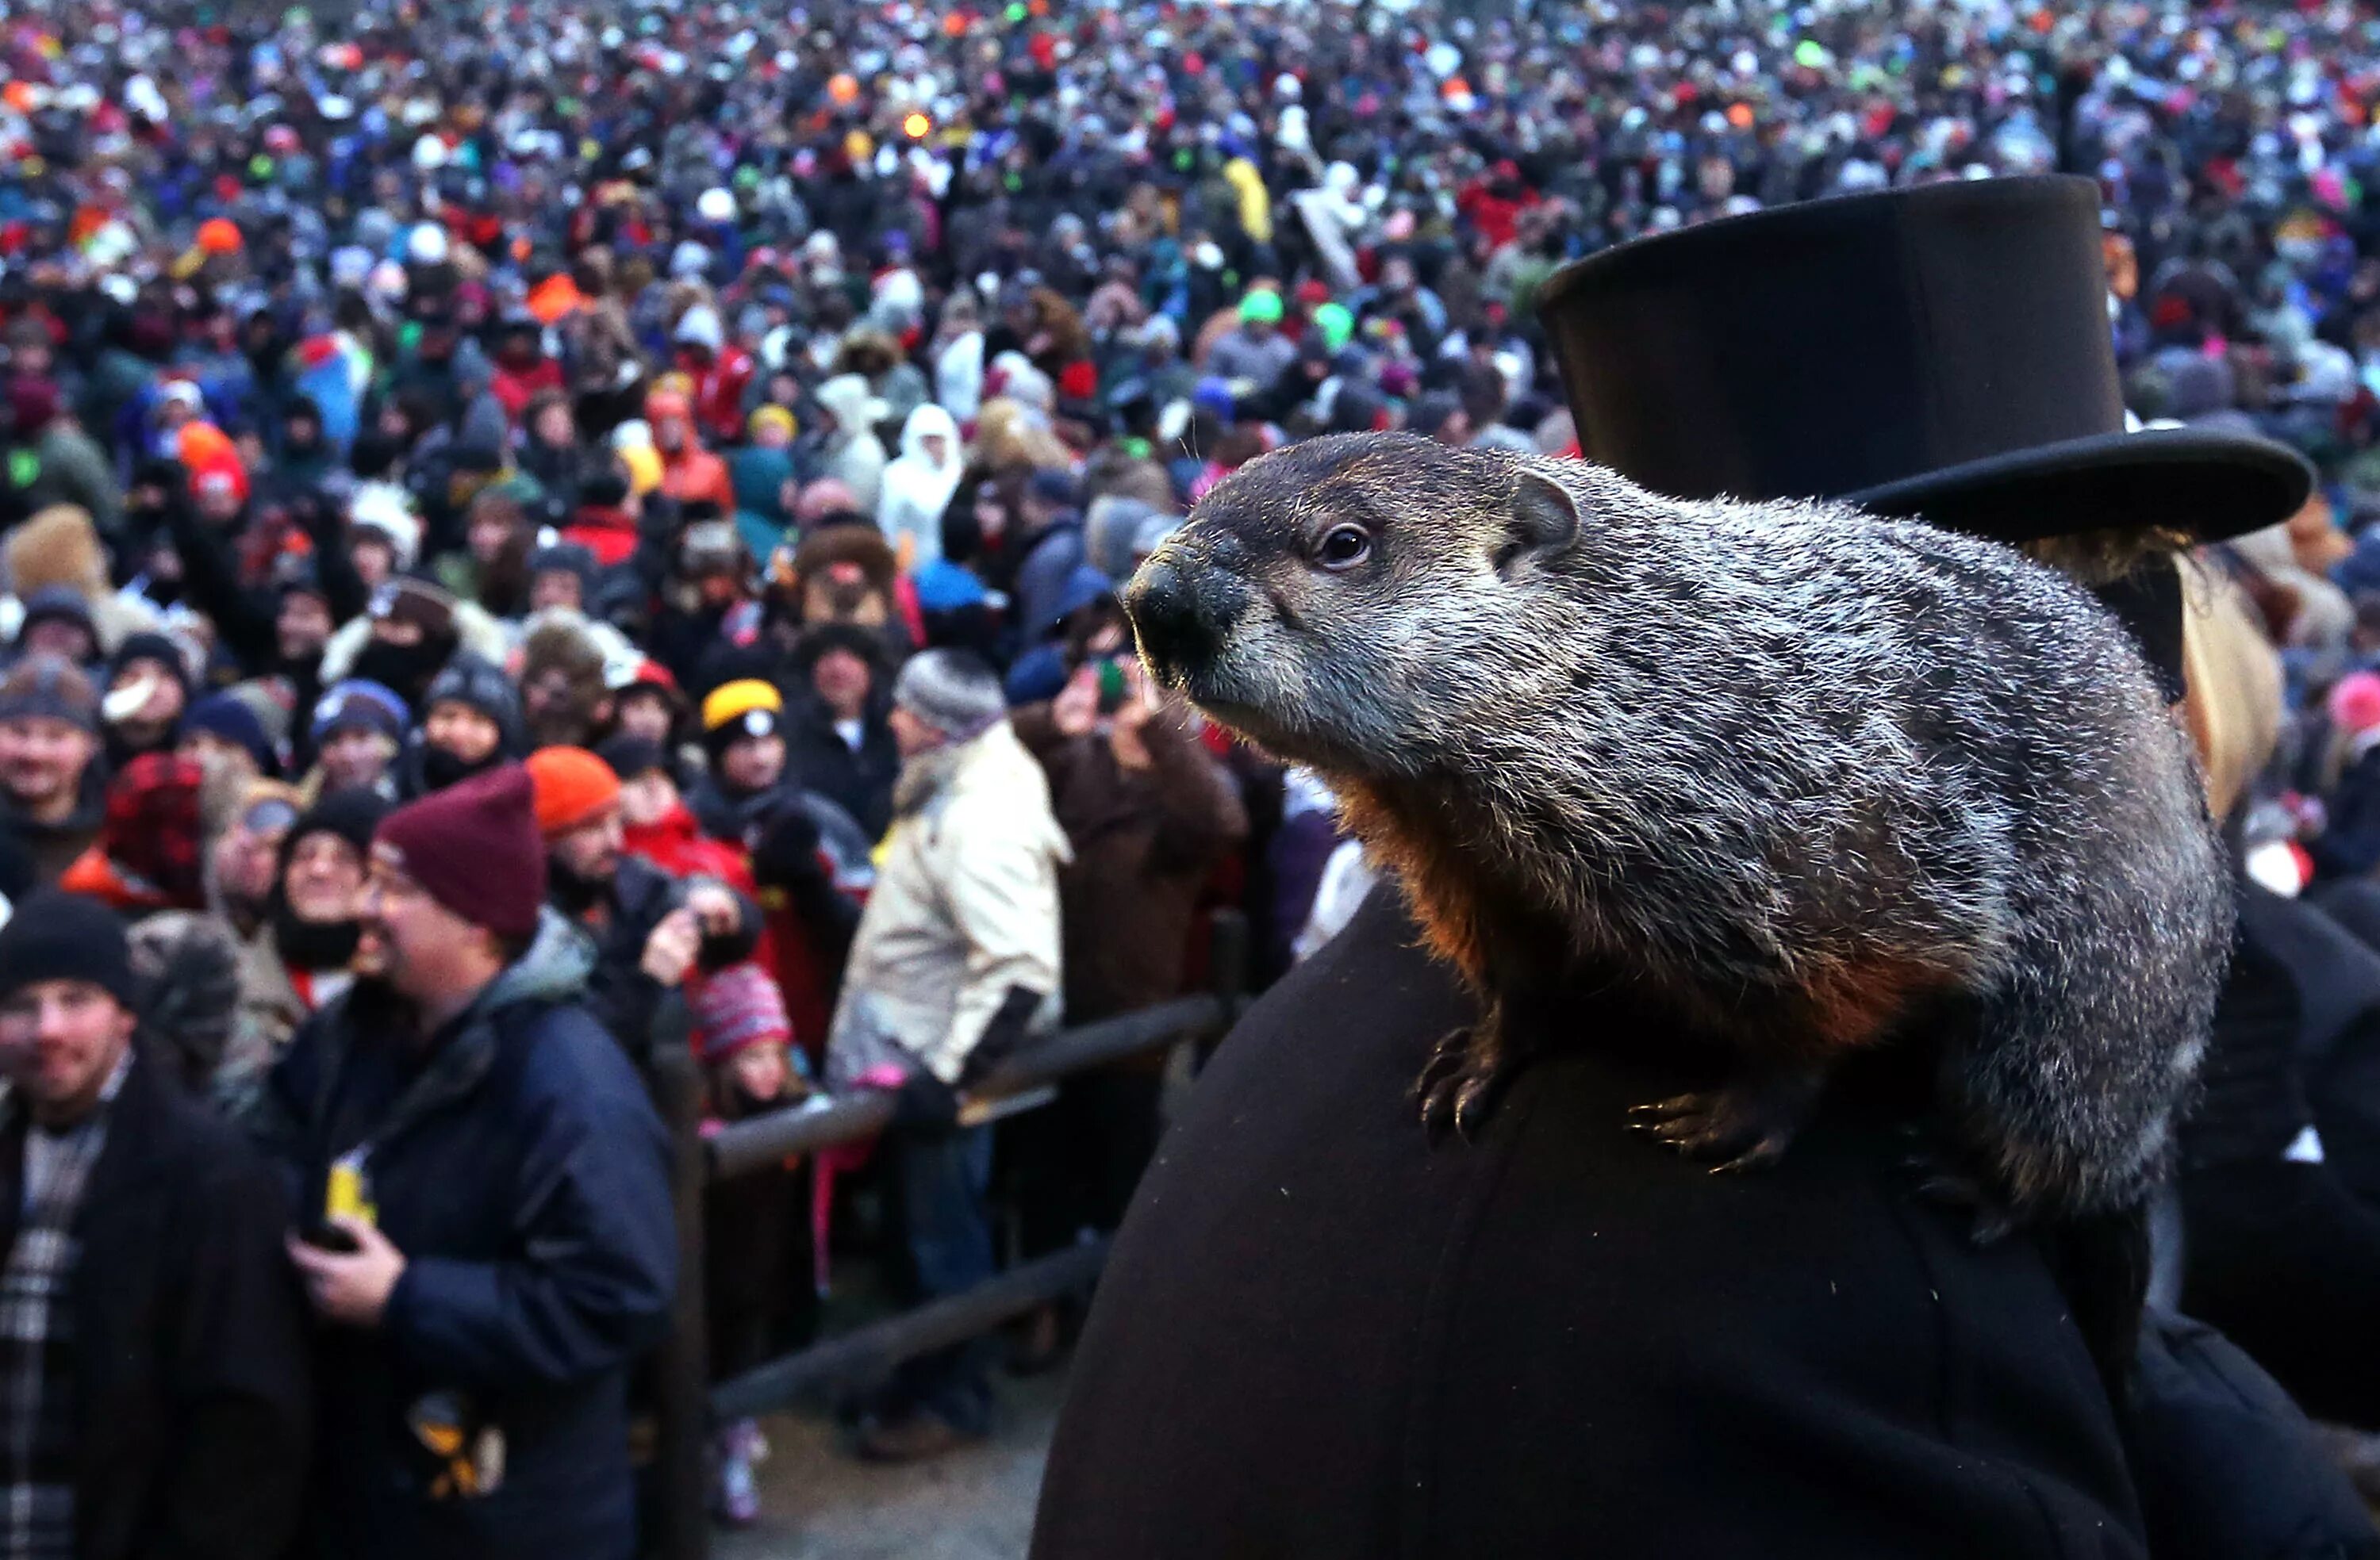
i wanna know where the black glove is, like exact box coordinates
[958,986,1050,1089]
[748,799,826,891]
[891,1066,960,1131]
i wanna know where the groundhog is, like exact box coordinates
[1125,431,2229,1229]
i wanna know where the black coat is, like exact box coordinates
[782,692,898,845]
[2178,885,2380,1430]
[1032,891,2148,1559]
[2128,1309,2380,1560]
[253,922,676,1560]
[0,1044,311,1560]
[2315,743,2380,883]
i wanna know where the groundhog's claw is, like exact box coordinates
[1628,1068,1826,1174]
[1415,1025,1507,1140]
[1628,1092,1794,1172]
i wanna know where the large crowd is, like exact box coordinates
[0,0,2376,1550]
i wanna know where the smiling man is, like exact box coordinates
[253,765,675,1559]
[0,887,309,1560]
[0,656,106,887]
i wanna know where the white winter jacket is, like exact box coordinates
[827,720,1070,1087]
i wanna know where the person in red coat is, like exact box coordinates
[673,306,756,449]
[489,317,564,426]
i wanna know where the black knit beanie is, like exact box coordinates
[109,632,192,702]
[282,788,392,872]
[421,653,525,754]
[0,889,136,1009]
[594,734,668,785]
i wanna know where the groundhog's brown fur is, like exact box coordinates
[1125,432,2230,1228]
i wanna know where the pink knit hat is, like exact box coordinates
[689,962,793,1063]
[2331,671,2380,738]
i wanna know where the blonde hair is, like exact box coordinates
[2178,554,2284,823]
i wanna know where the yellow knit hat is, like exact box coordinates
[701,678,784,734]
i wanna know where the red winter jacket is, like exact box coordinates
[675,346,757,448]
[563,505,642,567]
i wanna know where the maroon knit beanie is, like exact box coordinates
[373,764,547,940]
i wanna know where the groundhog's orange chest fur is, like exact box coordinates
[1332,774,1946,1064]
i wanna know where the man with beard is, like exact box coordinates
[525,746,758,1064]
[397,654,521,799]
[257,765,675,1560]
[223,789,388,1110]
[0,657,106,887]
[0,891,310,1559]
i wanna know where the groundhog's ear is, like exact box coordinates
[1501,470,1579,573]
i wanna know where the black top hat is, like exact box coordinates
[1536,175,2310,544]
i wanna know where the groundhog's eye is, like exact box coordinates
[1315,523,1372,571]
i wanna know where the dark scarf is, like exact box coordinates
[271,900,361,973]
[416,742,501,795]
[351,634,458,712]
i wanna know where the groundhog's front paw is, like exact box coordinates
[1414,1025,1505,1140]
[1629,1068,1825,1175]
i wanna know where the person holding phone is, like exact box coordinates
[256,766,674,1559]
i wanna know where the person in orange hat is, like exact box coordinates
[524,746,758,1063]
[646,386,735,512]
[176,421,249,523]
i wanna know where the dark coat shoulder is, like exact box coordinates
[1032,891,2146,1560]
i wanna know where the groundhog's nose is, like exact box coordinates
[1125,554,1215,684]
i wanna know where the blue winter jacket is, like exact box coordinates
[252,912,676,1560]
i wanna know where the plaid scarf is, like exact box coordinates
[0,1055,128,1560]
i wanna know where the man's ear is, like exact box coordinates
[1499,468,1579,574]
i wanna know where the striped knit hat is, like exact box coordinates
[891,650,1004,745]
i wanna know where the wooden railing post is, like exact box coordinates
[646,1047,712,1560]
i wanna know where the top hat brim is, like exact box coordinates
[1844,425,2314,546]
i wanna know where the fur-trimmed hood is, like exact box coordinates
[2,504,160,654]
[516,609,632,746]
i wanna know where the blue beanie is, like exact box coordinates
[912,558,991,614]
[180,691,279,776]
[311,680,409,746]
